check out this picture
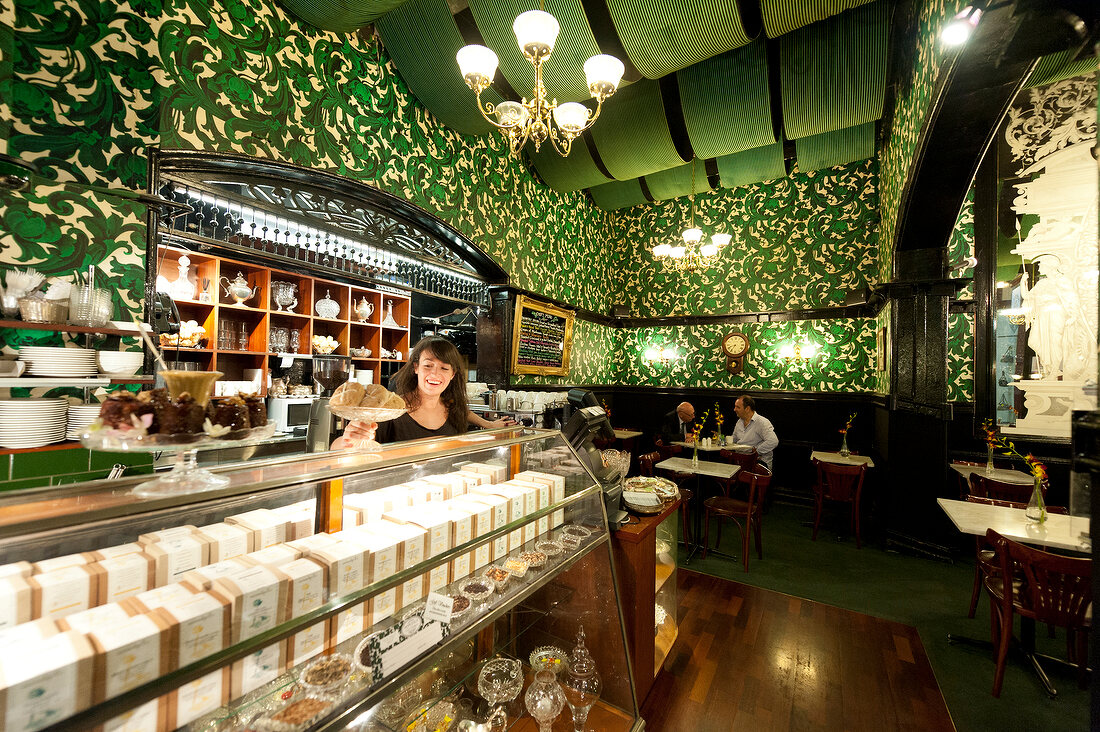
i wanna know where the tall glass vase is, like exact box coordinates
[985,443,995,474]
[1026,475,1047,523]
[691,445,699,468]
[838,433,850,458]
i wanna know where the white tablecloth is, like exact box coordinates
[949,463,1032,485]
[811,451,874,467]
[937,498,1089,553]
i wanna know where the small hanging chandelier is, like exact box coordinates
[456,6,624,158]
[652,162,730,273]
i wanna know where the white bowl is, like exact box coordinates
[97,352,144,375]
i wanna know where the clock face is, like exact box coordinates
[723,332,749,357]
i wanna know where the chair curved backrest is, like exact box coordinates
[965,495,1067,514]
[738,465,772,509]
[655,440,682,461]
[719,448,758,472]
[970,473,1041,503]
[988,529,1091,629]
[638,451,660,477]
[814,460,865,503]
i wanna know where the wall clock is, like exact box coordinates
[722,331,750,374]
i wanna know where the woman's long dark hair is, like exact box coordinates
[390,336,468,432]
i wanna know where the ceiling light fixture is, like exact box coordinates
[941,4,983,46]
[456,5,624,158]
[652,161,730,273]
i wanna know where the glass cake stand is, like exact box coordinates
[82,421,277,497]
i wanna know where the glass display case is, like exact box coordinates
[0,427,641,732]
[653,514,678,676]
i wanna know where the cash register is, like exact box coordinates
[562,389,629,529]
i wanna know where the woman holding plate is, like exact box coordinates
[332,336,511,448]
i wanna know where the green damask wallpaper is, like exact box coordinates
[877,0,965,281]
[615,319,877,392]
[4,0,619,319]
[611,160,880,318]
[947,311,974,402]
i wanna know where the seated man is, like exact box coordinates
[660,401,695,444]
[732,395,778,470]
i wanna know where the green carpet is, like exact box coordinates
[677,501,1088,732]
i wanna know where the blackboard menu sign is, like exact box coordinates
[510,295,575,377]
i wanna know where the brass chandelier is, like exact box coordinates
[652,162,730,273]
[456,7,624,157]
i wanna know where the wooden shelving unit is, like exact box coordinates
[159,246,411,395]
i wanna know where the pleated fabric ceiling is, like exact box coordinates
[794,121,875,172]
[606,0,751,79]
[644,158,712,201]
[589,178,649,210]
[376,0,503,136]
[277,0,406,32]
[678,39,775,161]
[468,0,601,105]
[589,79,688,181]
[716,142,788,189]
[528,141,612,192]
[779,0,889,140]
[1026,50,1099,89]
[760,0,878,39]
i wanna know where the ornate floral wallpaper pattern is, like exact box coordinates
[611,160,880,318]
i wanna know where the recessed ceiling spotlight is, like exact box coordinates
[941,5,983,46]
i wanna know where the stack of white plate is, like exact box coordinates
[67,403,102,440]
[0,399,69,448]
[18,346,98,377]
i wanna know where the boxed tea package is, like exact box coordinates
[89,552,155,605]
[137,525,198,546]
[366,520,427,609]
[95,697,162,732]
[446,499,493,571]
[0,561,32,579]
[456,470,489,487]
[230,641,285,697]
[0,630,95,732]
[334,528,399,626]
[241,544,302,568]
[0,575,31,630]
[32,553,90,575]
[384,506,452,592]
[58,603,135,635]
[459,494,509,562]
[192,523,251,563]
[270,502,315,540]
[28,564,97,621]
[154,592,231,668]
[225,509,287,551]
[469,486,524,551]
[277,559,327,668]
[505,479,543,543]
[86,613,171,701]
[210,566,289,644]
[124,583,197,614]
[301,541,366,645]
[178,558,252,593]
[461,462,508,483]
[168,670,229,730]
[145,535,208,586]
[0,618,59,648]
[514,470,566,529]
[438,503,474,582]
[84,543,144,562]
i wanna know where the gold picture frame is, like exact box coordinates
[510,295,575,377]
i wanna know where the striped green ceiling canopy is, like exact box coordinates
[779,0,889,140]
[376,0,503,135]
[1026,50,1099,88]
[283,0,896,207]
[606,0,752,79]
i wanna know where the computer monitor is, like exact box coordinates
[565,389,614,442]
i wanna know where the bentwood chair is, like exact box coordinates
[963,496,1067,619]
[702,466,771,572]
[640,450,693,546]
[811,459,867,549]
[985,529,1092,697]
[952,460,985,499]
[968,473,1045,504]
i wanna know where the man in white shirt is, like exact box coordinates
[732,395,778,470]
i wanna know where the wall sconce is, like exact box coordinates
[778,340,819,363]
[643,344,680,364]
[941,4,983,46]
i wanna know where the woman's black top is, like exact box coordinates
[375,412,462,443]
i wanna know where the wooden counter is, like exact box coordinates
[611,498,680,703]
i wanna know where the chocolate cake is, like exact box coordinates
[99,392,154,430]
[210,396,249,437]
[243,395,266,429]
[158,392,206,435]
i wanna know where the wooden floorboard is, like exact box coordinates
[640,570,955,732]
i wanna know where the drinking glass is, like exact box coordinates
[289,329,300,353]
[236,321,250,351]
[218,319,233,350]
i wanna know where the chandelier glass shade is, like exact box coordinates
[653,162,730,273]
[456,9,624,157]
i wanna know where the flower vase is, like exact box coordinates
[838,433,850,458]
[691,446,699,468]
[1025,476,1047,523]
[985,443,995,474]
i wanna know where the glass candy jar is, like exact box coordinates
[562,627,602,732]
